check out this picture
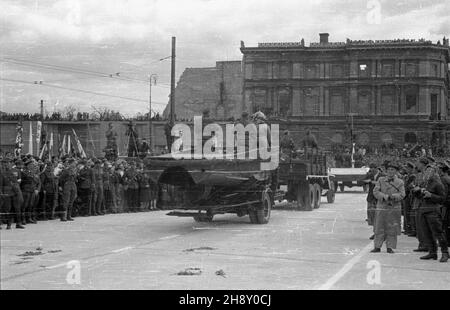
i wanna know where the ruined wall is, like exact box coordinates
[163,61,243,120]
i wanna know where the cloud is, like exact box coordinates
[1,0,448,115]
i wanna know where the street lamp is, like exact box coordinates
[148,74,158,151]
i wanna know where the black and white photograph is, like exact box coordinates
[0,0,449,294]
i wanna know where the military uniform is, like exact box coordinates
[441,173,450,244]
[92,163,105,215]
[40,165,58,220]
[373,173,405,250]
[77,165,94,216]
[124,166,139,212]
[103,165,113,213]
[59,165,77,221]
[403,168,416,235]
[416,170,448,261]
[20,164,39,224]
[0,160,24,229]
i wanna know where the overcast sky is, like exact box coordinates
[1,0,449,117]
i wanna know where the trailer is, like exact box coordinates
[329,167,370,193]
[145,155,278,224]
[276,150,335,211]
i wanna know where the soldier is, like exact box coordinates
[11,159,25,225]
[92,159,105,215]
[362,163,382,240]
[102,159,112,213]
[414,159,448,262]
[20,160,38,224]
[137,161,150,211]
[439,161,450,243]
[59,158,77,221]
[124,161,139,212]
[0,158,25,229]
[138,138,150,159]
[40,160,57,220]
[108,162,119,213]
[403,161,416,236]
[280,130,296,158]
[301,130,318,152]
[371,162,405,254]
[125,121,139,157]
[77,159,94,216]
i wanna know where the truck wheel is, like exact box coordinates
[313,184,321,209]
[249,210,259,224]
[327,189,335,204]
[339,183,345,192]
[255,190,272,224]
[193,213,213,222]
[302,184,314,211]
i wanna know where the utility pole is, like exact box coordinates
[148,74,157,150]
[40,99,44,120]
[170,36,176,124]
[348,113,356,168]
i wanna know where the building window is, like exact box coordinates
[279,63,292,79]
[305,64,318,79]
[404,132,417,144]
[404,85,418,114]
[405,62,417,77]
[381,133,393,144]
[431,63,439,77]
[330,88,345,116]
[358,63,370,78]
[357,88,371,115]
[331,133,343,144]
[331,64,344,78]
[278,88,291,117]
[253,63,267,79]
[381,60,395,77]
[303,87,320,116]
[357,133,370,146]
[380,86,397,115]
[253,88,267,113]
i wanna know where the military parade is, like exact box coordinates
[1,0,450,293]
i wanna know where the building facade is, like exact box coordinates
[163,61,243,120]
[240,34,450,151]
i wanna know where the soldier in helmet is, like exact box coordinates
[58,158,77,221]
[0,158,25,229]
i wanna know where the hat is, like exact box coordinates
[386,162,400,170]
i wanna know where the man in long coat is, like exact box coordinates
[372,162,405,253]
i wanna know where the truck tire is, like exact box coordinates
[249,210,259,224]
[339,183,345,192]
[313,184,321,209]
[300,184,314,211]
[255,190,272,224]
[193,213,214,222]
[327,189,335,204]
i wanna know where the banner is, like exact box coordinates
[49,132,54,160]
[72,128,87,158]
[28,122,33,155]
[14,122,24,157]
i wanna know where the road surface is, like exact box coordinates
[1,189,449,290]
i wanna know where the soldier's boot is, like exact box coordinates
[440,252,449,263]
[16,223,25,229]
[60,211,67,222]
[6,219,12,230]
[370,248,381,253]
[420,253,438,260]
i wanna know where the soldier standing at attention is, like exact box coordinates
[40,160,57,220]
[124,161,139,212]
[414,159,448,262]
[439,161,450,244]
[92,159,105,215]
[59,158,77,221]
[362,163,381,240]
[77,159,94,216]
[102,159,112,213]
[403,161,416,236]
[0,158,25,229]
[20,160,38,224]
[372,162,405,254]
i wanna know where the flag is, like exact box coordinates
[14,122,24,157]
[39,143,47,159]
[28,122,33,155]
[67,134,71,155]
[49,132,54,160]
[72,128,87,158]
[60,134,66,157]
